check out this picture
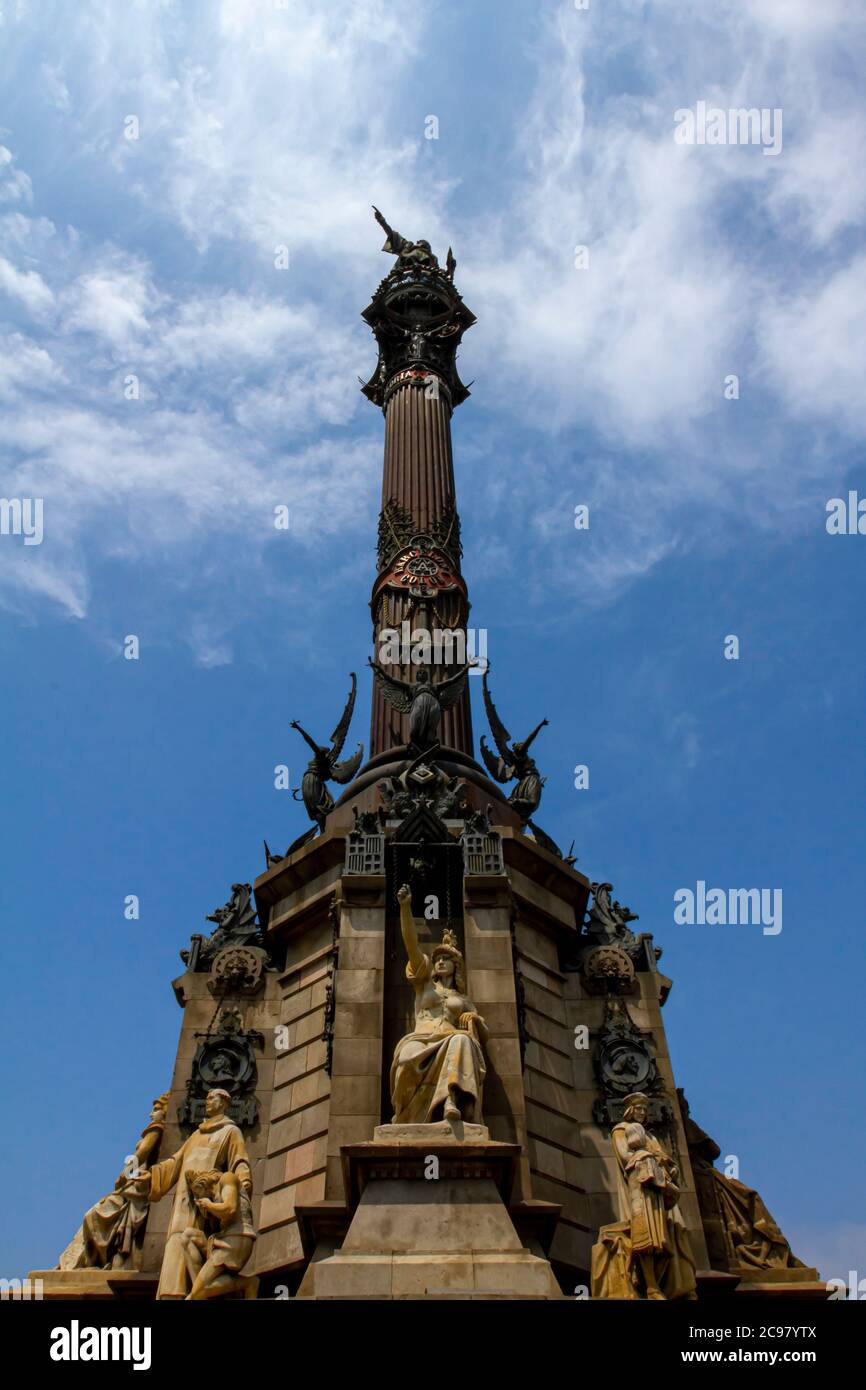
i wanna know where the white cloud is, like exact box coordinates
[64,259,156,347]
[187,618,233,669]
[0,144,33,203]
[766,116,866,247]
[754,0,858,38]
[40,61,71,112]
[0,332,63,398]
[0,254,54,314]
[758,255,866,434]
[0,0,863,622]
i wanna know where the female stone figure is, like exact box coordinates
[58,1093,170,1272]
[592,1092,697,1300]
[390,884,487,1124]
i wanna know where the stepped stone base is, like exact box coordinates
[732,1266,826,1299]
[296,1132,564,1300]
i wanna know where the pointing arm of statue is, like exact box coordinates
[397,884,425,976]
[290,720,323,758]
[372,205,409,257]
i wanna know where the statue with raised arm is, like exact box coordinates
[368,659,473,751]
[591,1092,698,1300]
[390,884,487,1124]
[479,667,548,822]
[291,672,363,827]
[372,205,442,272]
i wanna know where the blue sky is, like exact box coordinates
[1,0,864,1282]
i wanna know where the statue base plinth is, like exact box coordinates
[732,1266,826,1299]
[27,1269,159,1300]
[373,1120,489,1143]
[295,1136,563,1299]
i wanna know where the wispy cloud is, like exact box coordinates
[0,0,863,629]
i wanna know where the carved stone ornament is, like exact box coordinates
[592,997,672,1129]
[322,899,340,1075]
[377,499,462,573]
[181,882,263,972]
[460,807,504,875]
[582,944,636,995]
[208,945,266,997]
[585,881,641,956]
[178,1007,263,1129]
[563,879,667,988]
[345,807,386,875]
[378,756,469,822]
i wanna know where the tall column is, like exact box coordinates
[361,226,476,758]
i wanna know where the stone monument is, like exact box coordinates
[31,208,822,1303]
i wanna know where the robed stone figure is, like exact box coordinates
[134,1088,253,1300]
[58,1092,170,1272]
[592,1092,697,1300]
[390,884,487,1124]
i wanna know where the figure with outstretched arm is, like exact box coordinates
[290,673,363,828]
[368,659,474,750]
[372,206,440,270]
[479,667,549,822]
[389,885,487,1125]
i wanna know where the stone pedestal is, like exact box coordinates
[295,1124,564,1299]
[27,1269,159,1300]
[732,1266,826,1300]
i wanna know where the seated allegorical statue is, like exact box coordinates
[180,1169,258,1301]
[390,883,487,1124]
[592,1092,698,1300]
[679,1089,810,1275]
[58,1093,170,1272]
